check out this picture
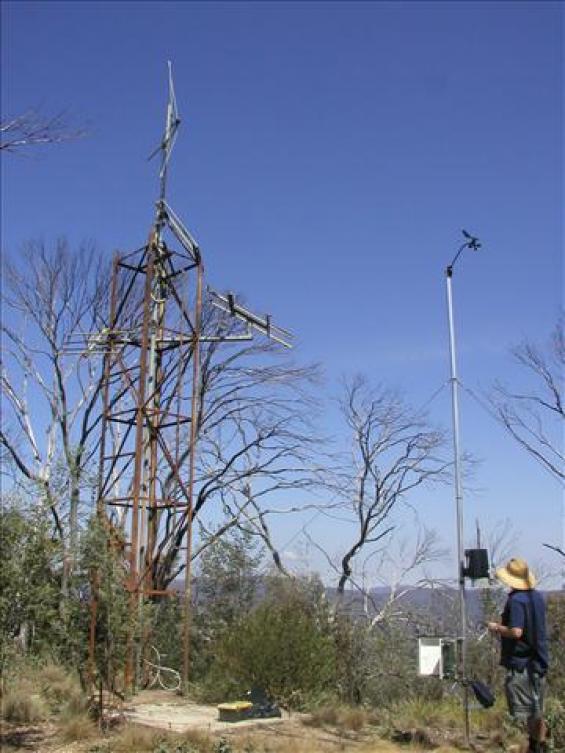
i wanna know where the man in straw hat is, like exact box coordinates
[487,558,549,753]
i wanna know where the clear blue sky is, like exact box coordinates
[2,1,563,583]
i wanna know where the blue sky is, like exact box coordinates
[2,1,563,584]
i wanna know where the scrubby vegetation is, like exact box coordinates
[1,511,563,753]
[0,659,89,740]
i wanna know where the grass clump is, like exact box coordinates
[180,729,215,751]
[340,706,368,731]
[389,697,460,730]
[109,724,168,752]
[305,704,339,727]
[38,661,87,713]
[546,697,565,752]
[1,660,88,721]
[1,688,47,723]
[59,711,97,742]
[305,703,369,731]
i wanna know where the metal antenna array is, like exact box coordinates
[87,63,291,696]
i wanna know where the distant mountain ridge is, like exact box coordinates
[175,576,559,632]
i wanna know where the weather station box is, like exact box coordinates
[418,637,457,679]
[464,548,490,582]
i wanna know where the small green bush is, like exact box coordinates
[153,741,200,753]
[213,741,234,753]
[546,697,565,752]
[211,577,336,710]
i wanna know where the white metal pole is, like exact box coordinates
[445,265,470,741]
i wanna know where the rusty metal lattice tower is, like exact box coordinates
[88,63,291,696]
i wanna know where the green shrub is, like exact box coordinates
[209,577,336,709]
[0,507,60,662]
[72,517,131,691]
[213,741,234,753]
[547,594,565,701]
[153,741,201,753]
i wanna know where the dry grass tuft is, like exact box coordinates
[180,727,215,751]
[339,706,368,731]
[38,662,86,713]
[305,703,370,732]
[232,734,417,753]
[110,723,167,752]
[305,704,340,727]
[1,689,47,723]
[38,662,70,686]
[382,696,526,752]
[1,662,89,727]
[232,736,331,753]
[58,711,97,742]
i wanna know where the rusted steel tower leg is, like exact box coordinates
[88,255,119,690]
[140,244,167,686]
[182,261,203,695]
[125,245,155,695]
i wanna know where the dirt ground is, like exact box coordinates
[0,690,504,753]
[122,689,290,733]
[0,717,408,753]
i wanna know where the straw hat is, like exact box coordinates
[495,558,536,590]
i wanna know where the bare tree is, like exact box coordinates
[313,376,450,601]
[1,242,325,594]
[492,317,564,484]
[543,543,565,559]
[1,110,84,152]
[306,522,447,625]
[490,318,564,562]
[359,526,447,626]
[1,239,109,595]
[151,322,325,588]
[480,517,519,571]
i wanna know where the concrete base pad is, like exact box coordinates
[123,691,287,733]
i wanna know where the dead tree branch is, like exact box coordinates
[491,317,564,484]
[1,239,110,591]
[1,110,85,152]
[316,375,449,602]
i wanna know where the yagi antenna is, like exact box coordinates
[208,288,293,348]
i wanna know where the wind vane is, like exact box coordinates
[446,229,482,275]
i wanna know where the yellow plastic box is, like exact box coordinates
[217,701,253,722]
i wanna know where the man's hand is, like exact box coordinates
[487,621,523,639]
